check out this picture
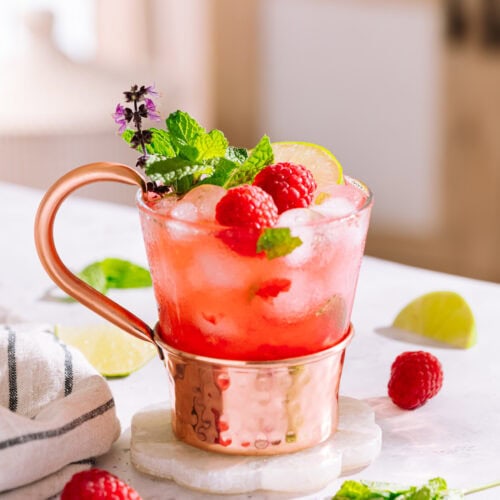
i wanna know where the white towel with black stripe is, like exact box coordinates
[0,324,121,499]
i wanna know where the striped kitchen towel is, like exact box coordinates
[0,324,121,499]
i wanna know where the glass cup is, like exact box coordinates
[34,162,372,455]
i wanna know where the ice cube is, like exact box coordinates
[187,245,254,290]
[180,184,226,221]
[143,193,178,214]
[313,198,355,218]
[260,270,327,321]
[170,201,198,222]
[312,182,365,219]
[167,185,226,238]
[276,208,325,267]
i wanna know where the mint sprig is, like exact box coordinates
[120,107,274,195]
[333,477,465,500]
[122,110,241,194]
[256,227,302,260]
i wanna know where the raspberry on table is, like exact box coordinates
[253,162,317,214]
[61,468,142,500]
[215,185,278,256]
[388,351,443,410]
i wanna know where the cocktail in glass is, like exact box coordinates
[35,162,372,456]
[138,177,371,361]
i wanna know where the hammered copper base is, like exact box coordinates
[157,325,354,456]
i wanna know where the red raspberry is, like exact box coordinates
[216,184,278,229]
[216,226,264,257]
[254,278,291,299]
[388,351,443,410]
[215,185,278,256]
[61,468,141,500]
[253,162,317,214]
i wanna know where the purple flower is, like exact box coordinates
[145,98,160,121]
[145,84,159,98]
[112,104,127,133]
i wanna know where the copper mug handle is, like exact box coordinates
[34,162,160,352]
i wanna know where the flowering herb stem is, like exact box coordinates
[132,98,148,164]
[114,84,160,170]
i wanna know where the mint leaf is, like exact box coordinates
[176,144,200,162]
[226,146,248,164]
[162,111,230,169]
[77,258,151,296]
[199,157,238,187]
[146,157,214,186]
[256,227,302,260]
[333,479,409,499]
[426,478,448,495]
[78,262,108,294]
[145,156,191,175]
[225,135,273,187]
[174,175,194,195]
[100,258,152,288]
[145,128,176,156]
[195,129,228,160]
[166,110,205,148]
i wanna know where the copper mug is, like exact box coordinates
[35,162,371,455]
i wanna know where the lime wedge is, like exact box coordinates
[393,291,477,349]
[271,141,344,187]
[55,324,157,377]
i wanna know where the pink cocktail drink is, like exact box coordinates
[34,94,374,455]
[138,177,371,361]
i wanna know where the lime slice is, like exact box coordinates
[393,291,476,348]
[55,324,157,377]
[271,141,344,187]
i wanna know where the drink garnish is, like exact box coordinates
[116,89,272,195]
[256,228,303,260]
[115,84,346,258]
[224,135,273,187]
[271,141,344,187]
[254,162,317,213]
[214,185,278,257]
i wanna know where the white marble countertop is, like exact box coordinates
[1,181,499,499]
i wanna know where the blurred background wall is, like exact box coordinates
[0,0,499,282]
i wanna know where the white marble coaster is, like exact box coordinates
[130,396,381,495]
